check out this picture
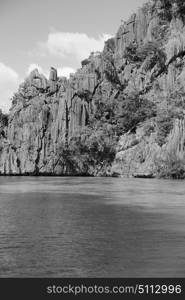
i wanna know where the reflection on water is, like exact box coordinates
[0,176,185,277]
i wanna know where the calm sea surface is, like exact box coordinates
[0,176,185,277]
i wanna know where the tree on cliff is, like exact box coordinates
[115,92,157,134]
[56,125,117,176]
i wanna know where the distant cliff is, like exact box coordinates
[1,0,185,178]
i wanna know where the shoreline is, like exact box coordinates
[0,173,184,180]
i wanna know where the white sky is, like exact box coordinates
[0,0,146,112]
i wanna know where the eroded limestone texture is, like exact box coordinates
[1,0,185,177]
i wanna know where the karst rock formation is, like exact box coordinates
[1,0,185,177]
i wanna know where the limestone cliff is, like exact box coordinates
[1,0,185,177]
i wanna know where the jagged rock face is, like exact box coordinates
[1,0,185,176]
[1,96,61,174]
[111,118,185,178]
[111,120,160,177]
[0,61,106,174]
[0,68,65,174]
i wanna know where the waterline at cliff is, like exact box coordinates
[1,1,185,178]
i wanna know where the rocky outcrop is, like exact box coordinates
[111,119,160,177]
[0,60,106,175]
[1,0,185,177]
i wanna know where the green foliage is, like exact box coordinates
[104,68,121,85]
[140,42,167,72]
[91,90,157,136]
[57,125,117,175]
[157,0,172,21]
[123,41,167,72]
[166,87,185,119]
[0,110,8,139]
[116,92,157,133]
[0,110,8,128]
[141,0,185,23]
[92,97,117,124]
[123,42,143,64]
[151,21,169,44]
[103,51,121,85]
[156,109,173,146]
[156,152,185,179]
[152,0,185,21]
[156,87,185,148]
[172,0,185,20]
[105,38,116,52]
[81,59,90,67]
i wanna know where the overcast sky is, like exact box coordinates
[0,0,146,112]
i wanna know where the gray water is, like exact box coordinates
[0,176,185,277]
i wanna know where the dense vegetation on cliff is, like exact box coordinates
[1,0,185,178]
